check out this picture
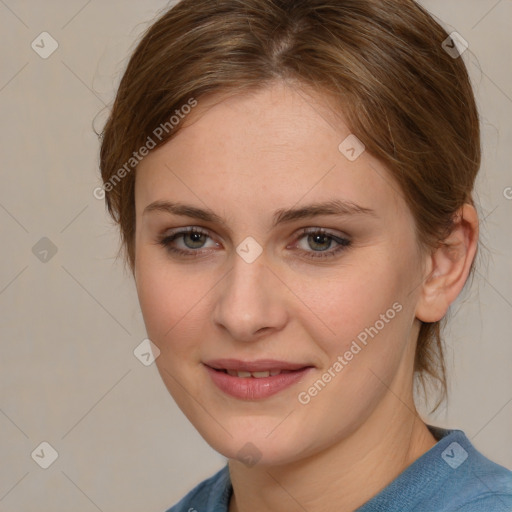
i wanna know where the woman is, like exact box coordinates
[98,0,512,510]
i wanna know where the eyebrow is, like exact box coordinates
[143,199,377,228]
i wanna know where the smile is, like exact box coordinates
[221,369,294,378]
[203,360,314,400]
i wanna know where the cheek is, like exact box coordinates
[135,249,185,343]
[293,270,411,427]
[134,251,216,360]
[136,268,169,339]
[297,258,407,351]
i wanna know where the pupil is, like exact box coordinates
[309,234,330,251]
[185,232,205,248]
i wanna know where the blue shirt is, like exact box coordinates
[165,426,512,511]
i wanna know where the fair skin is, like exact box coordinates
[133,81,478,512]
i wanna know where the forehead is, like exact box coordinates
[135,82,406,223]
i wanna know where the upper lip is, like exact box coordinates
[204,359,312,372]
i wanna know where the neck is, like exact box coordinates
[228,389,437,512]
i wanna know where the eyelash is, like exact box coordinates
[156,227,351,260]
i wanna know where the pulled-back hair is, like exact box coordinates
[99,0,481,407]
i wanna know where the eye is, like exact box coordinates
[291,227,351,259]
[156,226,351,260]
[157,227,218,258]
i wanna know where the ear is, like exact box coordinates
[415,204,479,323]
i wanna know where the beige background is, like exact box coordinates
[0,1,511,511]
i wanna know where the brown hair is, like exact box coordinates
[99,0,481,408]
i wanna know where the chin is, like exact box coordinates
[195,418,317,468]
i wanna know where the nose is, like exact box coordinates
[212,251,288,342]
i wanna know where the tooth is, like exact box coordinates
[227,370,238,377]
[269,369,281,376]
[252,371,270,378]
[237,371,252,378]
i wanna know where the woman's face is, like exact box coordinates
[134,82,427,466]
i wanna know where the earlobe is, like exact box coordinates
[415,204,479,323]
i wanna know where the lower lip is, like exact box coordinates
[204,365,313,400]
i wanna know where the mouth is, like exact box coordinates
[214,368,298,378]
[204,358,312,374]
[203,359,314,400]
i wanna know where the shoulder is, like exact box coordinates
[357,426,512,512]
[163,465,231,512]
[440,431,512,511]
[432,427,512,510]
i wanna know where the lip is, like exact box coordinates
[204,358,310,372]
[203,360,314,400]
